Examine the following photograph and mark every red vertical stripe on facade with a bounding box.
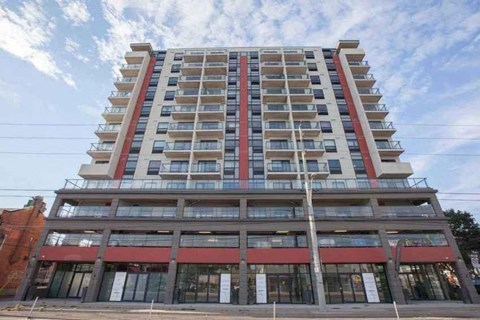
[114,57,156,179]
[333,56,376,178]
[239,56,249,181]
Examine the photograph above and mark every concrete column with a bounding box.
[108,199,120,218]
[176,199,185,219]
[370,198,383,218]
[47,197,63,218]
[442,226,480,304]
[164,229,181,304]
[239,198,247,220]
[378,229,406,304]
[15,228,50,300]
[429,196,445,218]
[84,229,111,302]
[239,228,248,305]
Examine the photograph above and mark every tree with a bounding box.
[444,209,480,267]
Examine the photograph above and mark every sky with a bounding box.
[0,0,479,220]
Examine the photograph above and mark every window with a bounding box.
[161,106,172,116]
[124,159,137,175]
[316,104,328,115]
[347,139,360,152]
[173,52,183,61]
[157,122,168,134]
[324,139,337,152]
[152,140,165,153]
[352,159,366,174]
[305,51,314,59]
[164,91,175,101]
[171,64,180,73]
[307,63,318,71]
[310,75,321,85]
[147,160,162,175]
[140,103,152,117]
[145,87,156,101]
[320,121,332,133]
[338,103,349,115]
[167,77,178,86]
[334,89,344,99]
[313,89,325,99]
[328,160,342,174]
[130,135,143,153]
[135,118,148,134]
[342,120,355,133]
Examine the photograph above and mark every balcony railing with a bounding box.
[387,233,448,247]
[160,164,189,173]
[285,61,307,66]
[266,141,294,150]
[115,206,176,218]
[358,88,381,95]
[191,163,220,173]
[348,61,369,66]
[203,75,225,81]
[169,123,194,130]
[247,207,304,219]
[314,206,374,218]
[110,91,132,97]
[284,49,304,54]
[300,162,328,173]
[97,124,121,132]
[196,122,223,130]
[164,142,191,151]
[176,89,199,96]
[62,178,430,191]
[297,141,324,150]
[293,121,320,129]
[376,141,402,149]
[194,142,222,150]
[121,64,141,69]
[45,232,102,247]
[90,143,114,151]
[179,75,201,81]
[364,104,387,112]
[248,235,307,248]
[183,207,239,219]
[267,163,297,172]
[291,104,316,111]
[369,121,394,130]
[200,89,225,95]
[180,235,239,247]
[352,74,375,80]
[287,74,309,80]
[380,205,436,218]
[182,62,203,67]
[262,74,285,80]
[198,105,224,112]
[289,88,312,94]
[56,206,110,218]
[104,106,127,114]
[205,62,227,67]
[318,234,381,247]
[263,88,287,95]
[172,105,196,113]
[264,104,288,111]
[108,234,172,247]
[115,77,137,83]
[265,122,291,129]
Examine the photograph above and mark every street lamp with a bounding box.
[298,122,327,309]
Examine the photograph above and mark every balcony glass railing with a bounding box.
[265,122,291,129]
[285,61,307,66]
[380,205,435,218]
[63,178,430,191]
[263,88,287,95]
[179,75,201,81]
[160,164,189,173]
[247,207,304,219]
[182,62,203,67]
[110,91,132,98]
[115,206,176,218]
[56,206,110,218]
[314,206,374,218]
[248,235,307,248]
[262,61,283,66]
[300,162,328,173]
[180,235,239,247]
[352,74,375,80]
[172,105,196,113]
[205,62,227,67]
[260,49,281,54]
[203,75,225,81]
[297,141,324,150]
[376,141,402,149]
[45,232,102,247]
[90,143,114,151]
[191,163,220,173]
[169,123,194,130]
[194,142,222,150]
[104,106,127,114]
[176,89,199,96]
[183,207,239,219]
[358,88,381,95]
[291,104,316,111]
[115,77,137,83]
[369,121,394,130]
[97,124,121,132]
[207,50,227,55]
[387,233,448,247]
[318,234,381,247]
[267,163,296,172]
[289,88,312,95]
[198,105,223,112]
[283,49,304,54]
[293,121,320,129]
[364,104,387,112]
[348,61,369,66]
[164,142,192,151]
[287,74,309,80]
[121,64,141,69]
[196,122,223,130]
[108,234,172,247]
[266,141,294,150]
[264,104,288,111]
[200,89,225,95]
[262,74,285,80]
[185,50,204,55]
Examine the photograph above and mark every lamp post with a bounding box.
[298,122,327,309]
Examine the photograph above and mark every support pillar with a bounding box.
[239,228,248,305]
[84,229,111,302]
[164,229,181,304]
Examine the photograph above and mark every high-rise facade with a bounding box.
[17,41,479,305]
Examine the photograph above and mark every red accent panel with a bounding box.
[177,248,240,263]
[247,248,310,264]
[37,246,98,262]
[333,55,376,178]
[319,247,387,263]
[390,246,456,263]
[104,247,171,263]
[114,57,156,178]
[239,56,249,181]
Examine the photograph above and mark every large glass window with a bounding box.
[44,232,102,247]
[108,232,172,247]
[387,232,448,247]
[180,233,239,247]
[317,233,381,247]
[47,263,93,298]
[248,233,307,248]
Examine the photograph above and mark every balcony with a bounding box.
[358,88,382,103]
[377,161,413,178]
[297,141,325,156]
[263,104,289,120]
[264,121,292,138]
[267,163,298,179]
[108,91,132,105]
[119,63,141,77]
[369,121,396,138]
[180,62,203,75]
[247,207,304,219]
[301,162,329,178]
[56,205,109,218]
[314,206,374,219]
[283,48,305,61]
[261,74,285,88]
[200,88,225,103]
[191,163,221,179]
[196,122,223,138]
[291,104,317,119]
[202,75,226,88]
[95,124,121,139]
[184,207,239,219]
[87,143,114,159]
[198,104,225,120]
[260,49,282,62]
[116,206,177,218]
[168,122,194,138]
[376,141,404,157]
[364,104,388,120]
[102,106,126,122]
[294,122,322,137]
[183,50,204,63]
[379,205,436,218]
[193,141,223,158]
[285,61,307,74]
[352,74,375,87]
[261,61,284,74]
[204,62,227,75]
[175,89,198,104]
[78,163,110,179]
[205,50,228,62]
[171,105,196,120]
[289,88,313,103]
[318,233,381,248]
[348,60,370,74]
[287,74,310,87]
[178,75,201,88]
[163,142,192,158]
[265,141,295,157]
[125,51,145,64]
[262,88,287,103]
[159,164,189,179]
[114,77,137,90]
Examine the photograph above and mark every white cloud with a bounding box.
[0,1,76,87]
[56,0,91,25]
[65,38,90,63]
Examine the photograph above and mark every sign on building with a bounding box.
[220,273,231,303]
[362,273,380,303]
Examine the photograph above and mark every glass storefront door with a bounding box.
[399,264,446,300]
[47,263,93,298]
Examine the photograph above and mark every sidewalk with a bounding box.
[0,299,479,319]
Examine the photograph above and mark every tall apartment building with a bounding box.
[17,41,479,305]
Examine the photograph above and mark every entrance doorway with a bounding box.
[47,263,93,298]
[399,264,446,300]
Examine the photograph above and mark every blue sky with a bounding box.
[0,0,479,220]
